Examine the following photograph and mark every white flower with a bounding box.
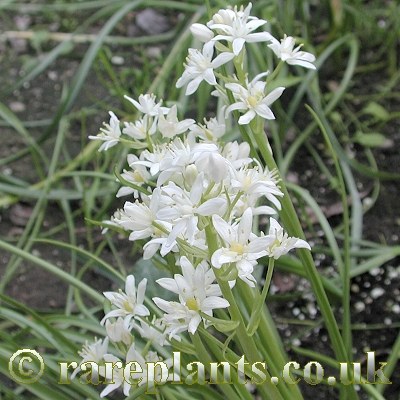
[226,73,285,124]
[101,275,150,327]
[105,318,132,346]
[116,155,151,198]
[132,317,168,346]
[113,189,169,241]
[221,141,252,169]
[122,116,157,140]
[231,164,283,210]
[101,345,170,397]
[176,42,234,95]
[71,337,109,379]
[190,23,214,43]
[124,93,169,116]
[268,35,316,69]
[157,176,227,254]
[211,208,272,286]
[89,111,121,151]
[101,209,126,234]
[194,150,230,183]
[157,138,194,185]
[190,115,226,142]
[158,105,195,138]
[263,217,311,259]
[153,257,229,336]
[208,3,272,55]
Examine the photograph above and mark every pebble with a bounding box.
[370,287,385,299]
[9,101,26,112]
[111,56,125,65]
[354,301,365,312]
[392,304,400,314]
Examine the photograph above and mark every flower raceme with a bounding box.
[81,3,315,398]
[90,84,312,337]
[174,2,316,102]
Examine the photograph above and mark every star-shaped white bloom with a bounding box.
[89,111,121,151]
[157,175,227,254]
[101,275,150,327]
[268,35,316,69]
[71,337,109,379]
[231,164,283,209]
[105,318,132,346]
[158,105,195,138]
[189,115,226,142]
[153,257,229,336]
[113,189,170,241]
[221,141,252,169]
[122,116,157,140]
[208,3,272,55]
[116,154,151,198]
[176,42,234,95]
[131,316,168,347]
[124,93,169,116]
[226,73,285,125]
[100,345,170,398]
[211,208,273,286]
[263,217,311,259]
[133,144,169,176]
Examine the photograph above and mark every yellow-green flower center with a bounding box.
[123,300,134,313]
[247,95,259,108]
[186,298,199,311]
[132,170,145,182]
[231,242,245,254]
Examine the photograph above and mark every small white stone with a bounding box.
[392,304,400,314]
[111,56,125,65]
[354,302,365,312]
[370,287,385,299]
[292,338,301,347]
[369,268,380,276]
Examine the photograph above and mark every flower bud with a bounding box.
[190,23,214,42]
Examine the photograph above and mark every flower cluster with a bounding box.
[80,3,315,398]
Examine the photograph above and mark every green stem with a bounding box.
[238,282,304,400]
[205,225,285,400]
[266,61,284,85]
[190,331,241,400]
[247,257,275,335]
[247,117,358,400]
